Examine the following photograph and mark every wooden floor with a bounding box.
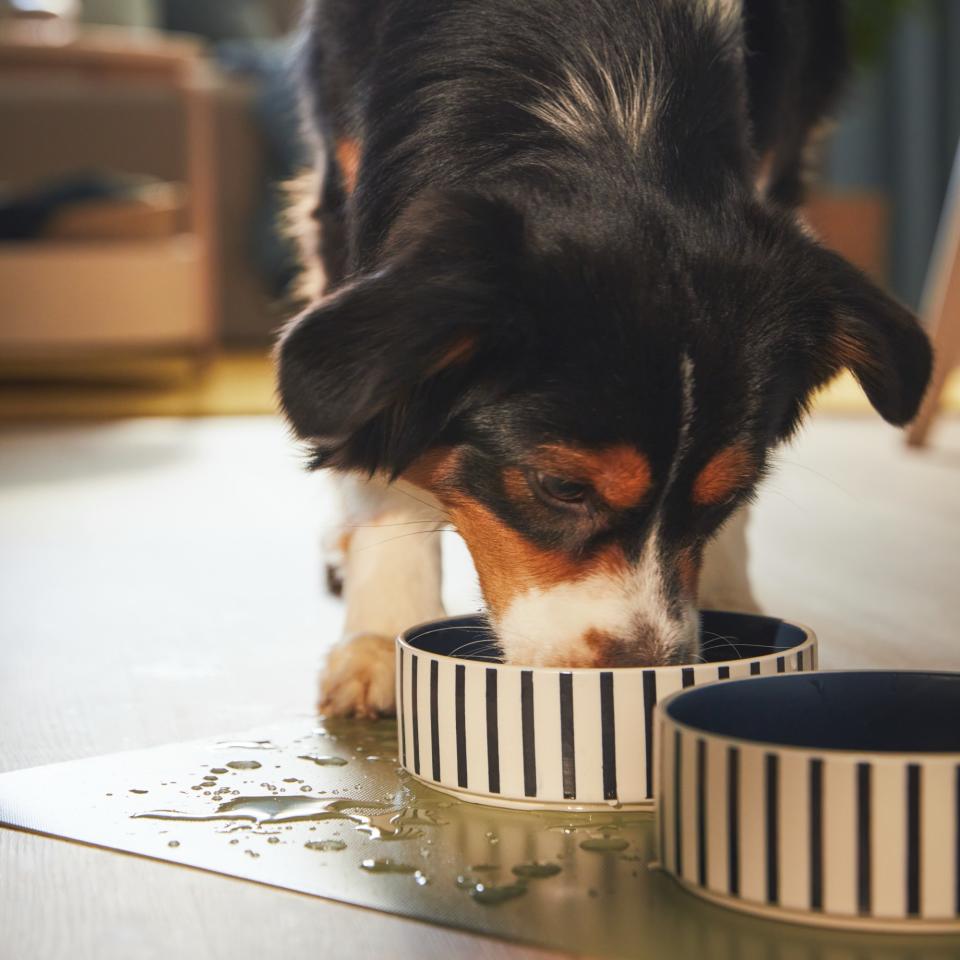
[1,413,958,959]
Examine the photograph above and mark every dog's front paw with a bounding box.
[318,632,396,719]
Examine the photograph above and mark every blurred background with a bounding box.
[0,0,957,418]
[0,0,304,415]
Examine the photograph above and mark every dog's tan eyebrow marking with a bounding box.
[692,442,755,506]
[335,137,361,194]
[533,443,653,509]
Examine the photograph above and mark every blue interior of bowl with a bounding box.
[403,610,807,665]
[665,671,960,752]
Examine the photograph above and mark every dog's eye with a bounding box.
[531,471,590,506]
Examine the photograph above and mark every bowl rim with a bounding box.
[658,669,960,760]
[396,610,816,676]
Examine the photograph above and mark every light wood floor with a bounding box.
[1,413,958,959]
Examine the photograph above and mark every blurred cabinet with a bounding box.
[0,22,272,356]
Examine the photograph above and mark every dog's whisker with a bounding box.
[775,459,853,498]
[340,519,450,530]
[389,484,453,520]
[448,644,502,659]
[700,638,783,651]
[406,625,496,639]
[353,527,448,551]
[698,632,740,646]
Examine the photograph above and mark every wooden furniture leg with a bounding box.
[907,140,960,447]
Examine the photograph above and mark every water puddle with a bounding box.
[133,794,393,827]
[512,862,562,879]
[305,839,347,852]
[122,722,654,919]
[298,754,348,767]
[355,819,423,842]
[579,836,630,853]
[360,858,428,884]
[215,740,278,750]
[390,808,448,828]
[463,879,528,905]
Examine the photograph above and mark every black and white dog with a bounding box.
[277,0,932,717]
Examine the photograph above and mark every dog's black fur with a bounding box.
[278,0,931,618]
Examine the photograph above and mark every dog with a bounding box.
[277,0,932,718]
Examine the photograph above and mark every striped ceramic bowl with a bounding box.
[396,611,816,810]
[655,671,960,933]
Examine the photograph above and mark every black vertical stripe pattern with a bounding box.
[485,668,500,793]
[429,659,440,782]
[696,738,707,887]
[399,633,817,812]
[906,763,921,916]
[674,730,683,876]
[809,758,824,911]
[857,762,872,915]
[559,672,576,800]
[455,664,467,788]
[658,742,667,870]
[600,672,617,801]
[520,671,537,797]
[411,655,420,776]
[727,746,740,896]
[956,766,960,917]
[399,648,406,768]
[765,753,780,904]
[642,670,657,799]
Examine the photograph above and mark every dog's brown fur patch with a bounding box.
[403,445,462,493]
[405,449,632,616]
[448,498,631,615]
[832,328,881,379]
[692,442,754,506]
[583,628,622,665]
[335,138,361,195]
[533,443,652,509]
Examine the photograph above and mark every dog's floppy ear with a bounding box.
[770,238,932,439]
[276,191,522,474]
[816,247,932,426]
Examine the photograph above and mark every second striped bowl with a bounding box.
[396,610,816,810]
[655,671,960,932]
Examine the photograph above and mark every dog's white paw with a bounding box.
[318,632,396,719]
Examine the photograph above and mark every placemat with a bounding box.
[1,718,957,959]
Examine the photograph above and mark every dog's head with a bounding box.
[277,190,931,666]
